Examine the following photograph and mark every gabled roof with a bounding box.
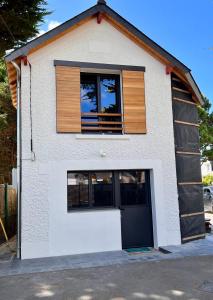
[5,0,203,105]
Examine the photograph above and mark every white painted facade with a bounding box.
[201,161,213,177]
[20,18,181,259]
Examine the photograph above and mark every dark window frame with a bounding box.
[119,170,151,207]
[67,170,151,212]
[67,171,116,211]
[80,73,122,134]
[80,72,121,114]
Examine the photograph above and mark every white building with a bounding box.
[202,161,213,177]
[6,0,205,259]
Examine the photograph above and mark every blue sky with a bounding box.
[39,0,213,104]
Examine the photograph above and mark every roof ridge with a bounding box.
[4,1,203,105]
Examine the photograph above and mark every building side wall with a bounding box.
[171,75,205,242]
[20,18,181,259]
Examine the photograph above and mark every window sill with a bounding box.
[75,134,130,141]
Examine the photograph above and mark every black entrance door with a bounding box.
[119,170,153,249]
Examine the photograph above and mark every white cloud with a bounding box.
[36,20,61,38]
[48,20,61,31]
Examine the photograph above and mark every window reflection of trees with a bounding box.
[81,83,97,113]
[80,74,122,133]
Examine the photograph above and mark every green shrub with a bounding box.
[203,174,213,186]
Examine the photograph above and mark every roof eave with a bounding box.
[185,72,204,106]
[5,2,203,105]
[5,3,190,74]
[101,5,190,73]
[5,4,100,62]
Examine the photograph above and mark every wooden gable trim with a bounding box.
[5,3,202,106]
[104,15,170,68]
[6,60,20,108]
[29,13,171,70]
[103,15,201,105]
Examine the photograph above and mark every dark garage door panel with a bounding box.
[121,206,153,249]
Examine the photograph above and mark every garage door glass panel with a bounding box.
[67,172,89,209]
[91,172,114,207]
[120,171,147,205]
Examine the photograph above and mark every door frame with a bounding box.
[116,170,154,249]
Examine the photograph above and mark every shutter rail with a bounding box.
[81,112,123,133]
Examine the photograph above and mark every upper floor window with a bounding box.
[80,73,122,133]
[55,63,146,134]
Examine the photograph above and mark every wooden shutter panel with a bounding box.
[122,70,146,134]
[56,66,81,133]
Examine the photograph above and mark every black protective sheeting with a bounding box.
[172,74,204,243]
[172,80,190,91]
[180,214,205,239]
[178,184,204,214]
[173,101,198,124]
[172,89,194,102]
[174,124,200,152]
[176,154,202,182]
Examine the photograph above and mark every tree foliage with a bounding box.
[0,0,50,57]
[0,59,15,130]
[0,0,50,182]
[202,174,213,186]
[198,97,213,163]
[0,58,16,182]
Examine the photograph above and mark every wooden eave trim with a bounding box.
[104,15,201,105]
[5,5,202,105]
[6,60,20,108]
[5,3,189,73]
[104,15,170,68]
[9,11,186,78]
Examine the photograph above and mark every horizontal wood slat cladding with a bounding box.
[56,66,81,133]
[122,70,146,134]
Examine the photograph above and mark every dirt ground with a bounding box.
[0,255,213,300]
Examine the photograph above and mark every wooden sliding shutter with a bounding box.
[56,66,81,133]
[122,70,146,134]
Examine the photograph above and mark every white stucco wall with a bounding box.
[20,18,181,259]
[201,161,213,177]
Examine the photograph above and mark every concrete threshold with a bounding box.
[0,234,213,277]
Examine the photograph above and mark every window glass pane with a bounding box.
[67,173,89,209]
[91,172,114,207]
[81,74,98,114]
[100,77,119,113]
[120,171,148,205]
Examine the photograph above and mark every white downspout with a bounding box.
[11,61,21,259]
